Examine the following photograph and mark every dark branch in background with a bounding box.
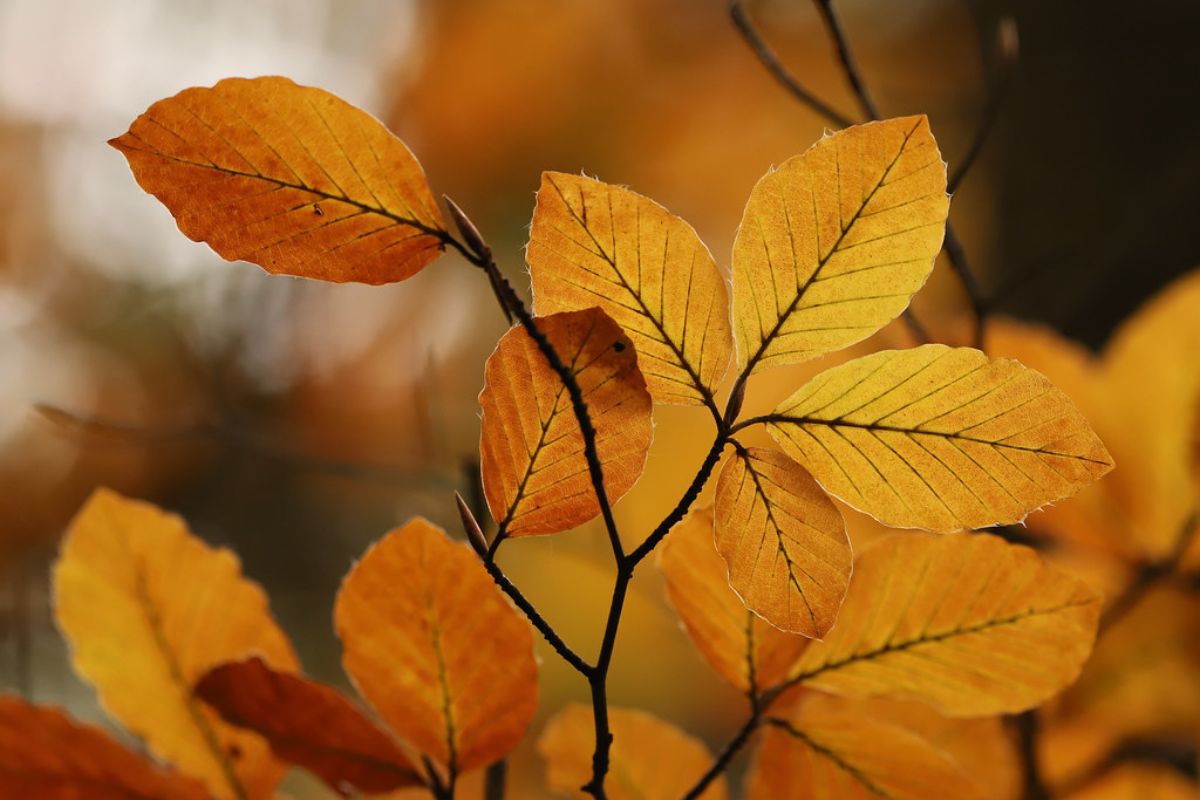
[1100,510,1198,634]
[949,17,1019,194]
[1056,735,1198,797]
[1012,712,1052,800]
[812,0,880,120]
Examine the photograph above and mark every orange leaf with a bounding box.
[195,657,422,797]
[479,307,652,536]
[537,704,728,799]
[528,171,732,407]
[745,693,988,800]
[658,507,809,692]
[788,533,1100,715]
[53,489,299,800]
[334,518,538,773]
[713,447,851,637]
[0,696,212,800]
[111,76,445,284]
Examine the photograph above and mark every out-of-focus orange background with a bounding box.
[1,0,1197,797]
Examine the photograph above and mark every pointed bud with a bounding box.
[444,195,490,260]
[456,491,489,557]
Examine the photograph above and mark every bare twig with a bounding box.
[1012,712,1052,800]
[948,17,1019,194]
[1100,510,1198,634]
[812,0,879,120]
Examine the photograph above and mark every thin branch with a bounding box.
[1100,510,1198,634]
[1012,712,1052,800]
[948,16,1019,194]
[812,0,879,120]
[682,711,764,799]
[729,1,852,127]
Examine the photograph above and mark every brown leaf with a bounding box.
[334,518,538,773]
[195,657,422,797]
[53,488,299,800]
[0,696,213,799]
[479,307,652,536]
[111,76,445,284]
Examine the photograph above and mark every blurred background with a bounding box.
[1,0,1197,797]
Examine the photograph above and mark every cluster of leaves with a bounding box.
[0,75,1130,799]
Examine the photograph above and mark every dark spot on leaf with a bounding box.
[227,744,243,760]
[313,203,323,216]
[613,341,626,352]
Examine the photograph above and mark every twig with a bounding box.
[812,0,879,120]
[682,712,764,799]
[1012,711,1052,800]
[948,17,1019,194]
[1100,510,1198,634]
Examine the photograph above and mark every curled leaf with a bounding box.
[479,307,652,536]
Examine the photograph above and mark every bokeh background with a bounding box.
[1,0,1197,797]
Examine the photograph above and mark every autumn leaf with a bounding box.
[527,171,732,408]
[1064,765,1199,800]
[763,343,1114,531]
[334,518,537,773]
[785,533,1100,715]
[657,507,809,693]
[195,657,423,797]
[713,447,851,638]
[110,76,446,284]
[0,696,212,800]
[733,116,947,375]
[744,693,988,800]
[537,704,728,800]
[479,307,652,537]
[53,488,300,800]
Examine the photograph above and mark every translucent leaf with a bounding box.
[111,76,445,284]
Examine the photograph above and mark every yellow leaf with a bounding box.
[1065,765,1198,800]
[111,76,445,285]
[479,307,652,537]
[537,704,728,800]
[657,507,809,693]
[527,171,732,407]
[0,697,212,800]
[334,518,538,773]
[764,343,1113,531]
[733,116,947,374]
[713,447,851,637]
[1100,268,1200,559]
[744,693,988,800]
[786,533,1099,715]
[53,488,299,800]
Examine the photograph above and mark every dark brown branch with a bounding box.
[812,0,880,120]
[1100,510,1198,634]
[729,1,852,127]
[1012,712,1052,800]
[948,17,1018,194]
[682,712,764,799]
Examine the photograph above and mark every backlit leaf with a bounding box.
[334,518,537,773]
[195,657,422,797]
[713,447,851,637]
[787,533,1100,715]
[479,307,652,536]
[765,343,1114,531]
[528,171,732,407]
[53,488,300,800]
[657,507,809,693]
[111,76,445,284]
[537,704,728,800]
[733,116,947,374]
[744,693,987,800]
[0,697,212,800]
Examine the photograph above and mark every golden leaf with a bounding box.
[334,518,537,773]
[537,704,728,800]
[764,343,1113,531]
[195,656,422,796]
[787,533,1100,715]
[527,172,732,407]
[713,447,851,637]
[53,488,299,800]
[111,76,445,284]
[733,116,947,374]
[0,697,212,800]
[479,307,652,536]
[657,507,809,693]
[744,693,988,800]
